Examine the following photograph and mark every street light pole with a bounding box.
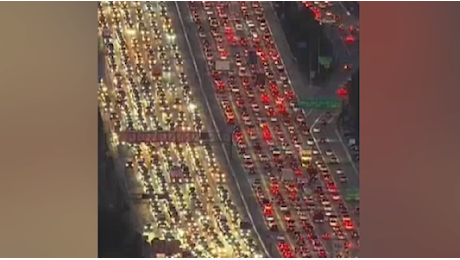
[308,45,312,87]
[317,31,321,77]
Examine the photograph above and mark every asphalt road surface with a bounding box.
[98,1,264,257]
[175,1,360,257]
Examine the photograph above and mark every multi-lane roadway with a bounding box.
[97,1,264,258]
[173,1,360,257]
[268,0,361,229]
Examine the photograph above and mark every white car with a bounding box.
[325,150,334,156]
[296,115,304,123]
[259,20,266,31]
[313,127,321,133]
[336,169,344,175]
[276,62,284,71]
[238,67,247,77]
[217,44,225,52]
[330,157,339,164]
[244,118,253,126]
[329,216,339,227]
[235,21,243,31]
[250,29,258,39]
[307,139,315,146]
[243,154,251,161]
[260,154,269,162]
[280,204,288,212]
[331,193,341,201]
[279,73,287,81]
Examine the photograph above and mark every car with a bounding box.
[307,139,315,146]
[331,192,341,201]
[274,59,284,70]
[279,72,287,81]
[340,176,348,183]
[235,19,243,30]
[318,249,327,258]
[246,19,255,28]
[197,27,206,38]
[325,150,333,156]
[336,169,344,175]
[259,18,267,30]
[280,203,288,212]
[319,138,327,144]
[312,127,321,133]
[296,115,305,123]
[329,216,338,227]
[238,66,247,77]
[205,52,213,60]
[267,219,278,230]
[330,157,339,164]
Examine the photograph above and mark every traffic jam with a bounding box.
[98,1,263,258]
[188,1,359,257]
[302,1,359,54]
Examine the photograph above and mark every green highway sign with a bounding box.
[299,98,341,109]
[318,56,333,69]
[345,188,360,201]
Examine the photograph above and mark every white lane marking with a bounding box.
[174,2,270,257]
[334,127,359,177]
[311,116,360,234]
[267,2,297,62]
[263,1,312,93]
[312,114,359,178]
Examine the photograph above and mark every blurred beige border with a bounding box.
[0,2,97,257]
[0,1,459,258]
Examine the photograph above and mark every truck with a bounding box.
[152,63,162,80]
[216,60,230,71]
[168,166,184,184]
[256,73,265,86]
[248,50,258,65]
[281,168,295,183]
[301,150,312,167]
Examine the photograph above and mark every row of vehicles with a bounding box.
[98,1,262,257]
[188,1,359,257]
[302,1,359,46]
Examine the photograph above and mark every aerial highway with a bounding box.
[173,1,360,257]
[266,0,360,227]
[97,1,264,257]
[264,1,360,177]
[292,1,360,172]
